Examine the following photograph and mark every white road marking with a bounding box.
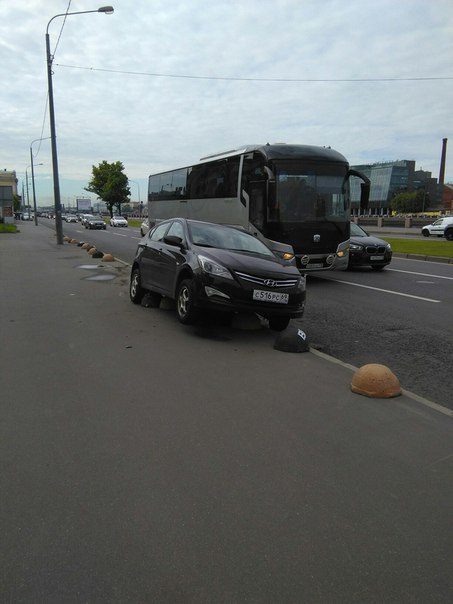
[388,268,453,280]
[334,280,441,303]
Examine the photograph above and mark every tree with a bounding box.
[389,191,424,214]
[85,160,130,217]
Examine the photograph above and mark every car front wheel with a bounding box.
[176,279,199,324]
[445,229,453,242]
[422,229,430,237]
[130,268,146,304]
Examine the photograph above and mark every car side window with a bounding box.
[166,221,185,241]
[149,223,169,242]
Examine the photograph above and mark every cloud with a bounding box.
[1,0,452,205]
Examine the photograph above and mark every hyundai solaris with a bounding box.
[130,218,306,330]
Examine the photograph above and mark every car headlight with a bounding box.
[386,243,392,251]
[349,243,364,251]
[198,255,234,280]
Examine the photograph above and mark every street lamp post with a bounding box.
[46,6,114,244]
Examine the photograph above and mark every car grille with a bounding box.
[365,245,387,254]
[235,271,299,288]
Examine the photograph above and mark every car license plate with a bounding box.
[370,255,384,261]
[307,263,324,269]
[253,290,289,304]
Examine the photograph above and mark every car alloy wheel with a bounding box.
[176,279,199,324]
[130,268,145,304]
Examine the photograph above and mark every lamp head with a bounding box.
[98,6,114,14]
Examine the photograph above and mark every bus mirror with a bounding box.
[360,182,370,211]
[264,166,275,182]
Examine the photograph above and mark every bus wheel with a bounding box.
[269,316,290,331]
[176,279,199,324]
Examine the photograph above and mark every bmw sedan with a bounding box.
[130,218,306,330]
[348,223,392,270]
[84,215,107,230]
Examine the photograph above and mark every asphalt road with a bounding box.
[2,222,453,603]
[55,219,453,409]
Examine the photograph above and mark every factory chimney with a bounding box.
[438,138,447,207]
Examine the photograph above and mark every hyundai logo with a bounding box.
[313,234,321,243]
[264,279,276,287]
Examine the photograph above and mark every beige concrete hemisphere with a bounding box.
[351,363,402,398]
[70,238,79,244]
[81,242,91,249]
[63,236,71,242]
[102,253,114,262]
[88,247,97,255]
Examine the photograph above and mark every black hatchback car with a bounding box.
[130,218,306,330]
[348,223,392,270]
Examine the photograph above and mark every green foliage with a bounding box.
[0,223,18,233]
[389,191,426,214]
[13,194,21,212]
[85,160,130,217]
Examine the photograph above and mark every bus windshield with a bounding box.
[273,163,349,223]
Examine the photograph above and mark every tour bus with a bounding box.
[147,143,370,272]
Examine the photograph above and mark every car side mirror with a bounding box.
[164,235,184,248]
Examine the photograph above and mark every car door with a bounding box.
[139,222,171,292]
[158,221,187,294]
[431,219,445,236]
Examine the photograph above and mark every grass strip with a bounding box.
[384,237,453,258]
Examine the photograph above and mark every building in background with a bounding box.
[350,160,439,215]
[0,170,18,224]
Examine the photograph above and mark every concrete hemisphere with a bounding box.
[351,363,401,398]
[102,253,114,262]
[70,239,79,244]
[88,247,97,255]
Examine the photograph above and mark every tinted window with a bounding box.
[166,221,185,240]
[186,157,240,199]
[149,222,169,242]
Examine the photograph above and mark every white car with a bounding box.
[421,216,453,238]
[110,215,128,227]
[140,218,149,236]
[65,215,78,223]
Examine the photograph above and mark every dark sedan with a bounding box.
[130,218,306,330]
[348,223,392,270]
[84,215,106,230]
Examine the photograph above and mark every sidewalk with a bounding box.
[1,222,453,603]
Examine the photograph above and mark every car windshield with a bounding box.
[188,222,274,257]
[350,223,367,237]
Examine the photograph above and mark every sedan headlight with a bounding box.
[198,255,234,280]
[386,243,392,251]
[349,243,364,251]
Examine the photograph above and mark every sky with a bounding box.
[1,0,452,208]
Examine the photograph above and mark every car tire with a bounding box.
[130,268,146,304]
[422,229,430,237]
[176,279,199,324]
[445,229,453,241]
[269,316,290,331]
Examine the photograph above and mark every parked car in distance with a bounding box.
[140,218,149,237]
[110,215,128,227]
[65,214,78,223]
[421,216,453,240]
[130,218,306,330]
[79,214,92,226]
[84,215,106,230]
[348,223,392,270]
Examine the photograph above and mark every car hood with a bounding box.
[350,235,388,246]
[195,247,299,277]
